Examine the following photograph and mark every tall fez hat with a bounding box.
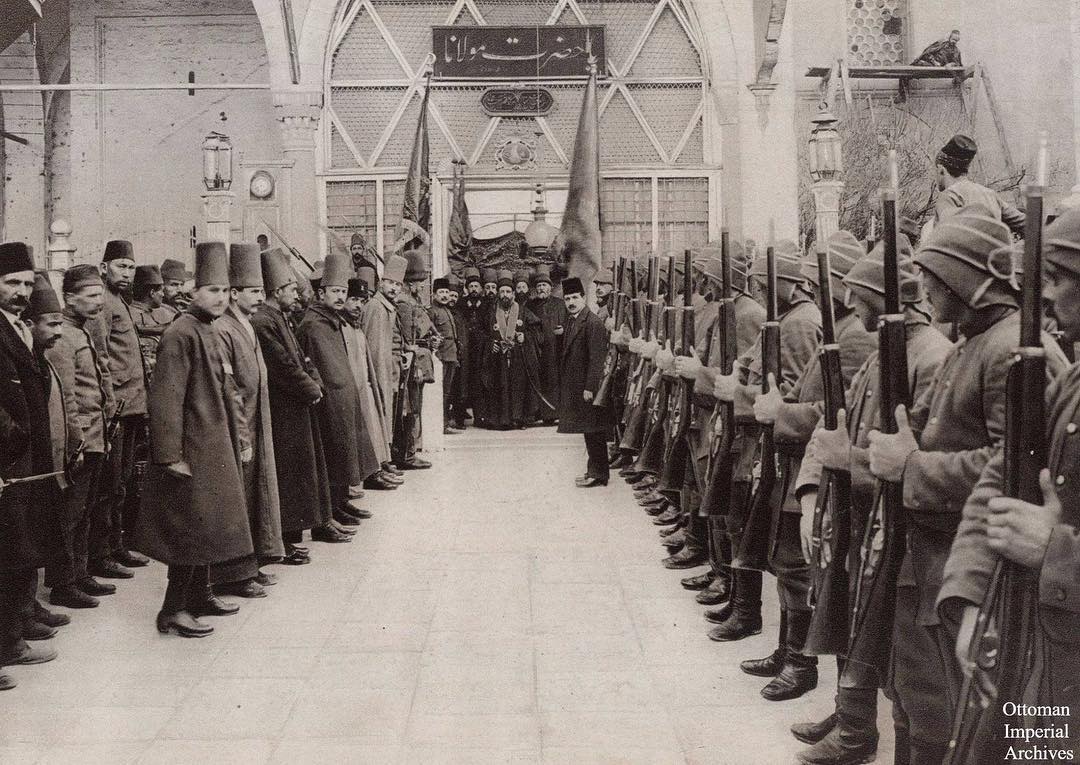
[194,241,229,287]
[133,264,164,291]
[404,248,430,283]
[481,267,498,285]
[25,272,62,319]
[261,247,296,292]
[464,266,482,286]
[433,277,451,291]
[322,252,354,289]
[844,235,924,304]
[446,274,462,291]
[513,269,531,286]
[805,230,865,299]
[350,232,365,247]
[103,240,135,263]
[937,134,978,175]
[384,254,408,284]
[496,269,514,288]
[357,265,378,293]
[532,265,553,286]
[160,258,191,283]
[915,203,1016,309]
[0,241,35,277]
[229,242,264,288]
[1044,205,1080,277]
[347,277,369,299]
[749,240,806,283]
[562,276,585,296]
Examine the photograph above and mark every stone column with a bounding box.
[811,180,844,241]
[276,91,323,264]
[201,190,235,246]
[46,219,76,296]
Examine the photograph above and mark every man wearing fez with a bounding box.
[429,276,462,435]
[250,247,330,563]
[160,258,191,315]
[136,241,254,638]
[557,277,611,487]
[528,265,567,425]
[130,264,169,377]
[867,206,1067,763]
[446,275,471,430]
[482,267,498,298]
[350,231,378,273]
[297,252,367,537]
[513,269,532,304]
[362,256,406,478]
[479,269,544,430]
[24,274,80,639]
[933,134,1025,235]
[213,243,284,599]
[45,265,118,610]
[343,276,398,491]
[91,240,150,575]
[459,266,487,427]
[0,245,60,685]
[394,249,436,469]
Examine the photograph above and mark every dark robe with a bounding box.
[296,303,364,509]
[459,295,490,419]
[478,300,544,429]
[528,294,568,423]
[250,303,331,534]
[135,308,253,566]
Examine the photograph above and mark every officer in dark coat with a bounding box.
[529,265,568,425]
[0,243,60,686]
[136,241,255,639]
[251,248,330,561]
[459,267,488,426]
[557,277,611,487]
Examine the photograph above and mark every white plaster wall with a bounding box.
[0,35,46,258]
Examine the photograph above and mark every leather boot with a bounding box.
[696,573,731,606]
[662,528,685,550]
[662,544,707,570]
[795,727,877,765]
[791,713,837,745]
[680,570,715,590]
[644,501,668,517]
[658,522,682,537]
[740,610,788,677]
[653,506,681,526]
[761,610,818,701]
[156,610,214,638]
[703,573,736,620]
[707,570,761,642]
[188,586,241,617]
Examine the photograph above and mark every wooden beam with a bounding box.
[806,65,976,80]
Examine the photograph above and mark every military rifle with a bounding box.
[659,249,697,496]
[733,245,781,571]
[633,255,678,474]
[848,151,910,675]
[595,256,627,407]
[804,241,855,655]
[945,136,1049,765]
[619,256,658,452]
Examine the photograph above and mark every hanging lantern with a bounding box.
[808,108,843,183]
[201,131,233,191]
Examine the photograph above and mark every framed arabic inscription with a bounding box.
[432,25,606,79]
[481,88,554,117]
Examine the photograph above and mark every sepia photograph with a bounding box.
[0,0,1077,763]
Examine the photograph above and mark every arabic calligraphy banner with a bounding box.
[433,25,606,79]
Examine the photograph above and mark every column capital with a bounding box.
[275,89,323,152]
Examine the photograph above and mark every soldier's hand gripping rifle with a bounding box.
[595,256,628,408]
[634,255,679,474]
[848,151,910,676]
[804,241,856,656]
[659,249,697,496]
[620,256,661,453]
[944,136,1049,765]
[733,245,782,571]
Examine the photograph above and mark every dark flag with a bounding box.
[400,76,432,258]
[447,159,473,267]
[552,38,602,285]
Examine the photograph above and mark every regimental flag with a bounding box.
[552,42,602,285]
[399,76,432,259]
[447,160,473,267]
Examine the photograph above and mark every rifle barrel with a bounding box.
[816,244,837,345]
[720,229,733,301]
[765,246,777,322]
[683,249,693,307]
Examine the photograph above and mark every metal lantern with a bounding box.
[807,108,843,183]
[524,182,559,251]
[201,131,233,191]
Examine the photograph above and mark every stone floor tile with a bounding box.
[160,679,300,741]
[35,742,151,765]
[135,738,275,765]
[405,712,542,749]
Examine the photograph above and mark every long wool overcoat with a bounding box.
[134,308,253,565]
[557,307,610,434]
[343,321,388,477]
[218,307,284,561]
[250,302,331,533]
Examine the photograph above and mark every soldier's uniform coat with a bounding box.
[361,292,399,444]
[134,308,253,566]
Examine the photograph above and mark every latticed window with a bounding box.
[657,177,709,253]
[847,0,907,66]
[601,178,651,259]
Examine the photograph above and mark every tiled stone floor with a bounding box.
[0,427,894,764]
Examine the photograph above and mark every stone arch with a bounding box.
[248,0,300,89]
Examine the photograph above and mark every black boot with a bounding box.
[680,571,715,591]
[707,570,761,642]
[761,609,818,701]
[740,610,787,677]
[795,727,877,765]
[188,586,241,617]
[653,506,681,526]
[662,544,707,570]
[696,572,730,605]
[703,571,736,620]
[796,686,878,763]
[791,713,837,745]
